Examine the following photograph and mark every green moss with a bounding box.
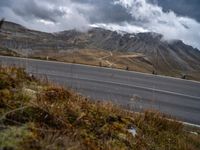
[0,124,36,150]
[14,91,31,103]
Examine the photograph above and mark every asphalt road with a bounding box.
[1,56,200,125]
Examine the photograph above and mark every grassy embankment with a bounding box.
[0,66,200,150]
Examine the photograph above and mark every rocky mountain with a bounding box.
[0,21,200,78]
[82,28,200,74]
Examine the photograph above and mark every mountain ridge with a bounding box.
[0,21,200,79]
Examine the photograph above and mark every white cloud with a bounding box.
[43,2,92,32]
[113,0,200,49]
[90,22,148,33]
[0,0,92,32]
[37,19,55,25]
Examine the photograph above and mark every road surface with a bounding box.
[1,56,200,125]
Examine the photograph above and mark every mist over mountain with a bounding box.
[1,0,200,50]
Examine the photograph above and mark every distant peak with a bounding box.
[2,21,26,29]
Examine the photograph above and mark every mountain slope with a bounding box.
[85,29,200,74]
[0,21,200,80]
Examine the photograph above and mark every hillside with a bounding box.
[0,66,200,150]
[0,21,200,80]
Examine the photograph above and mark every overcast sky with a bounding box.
[0,0,200,49]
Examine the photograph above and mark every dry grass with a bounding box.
[0,66,200,150]
[31,49,154,74]
[0,47,19,57]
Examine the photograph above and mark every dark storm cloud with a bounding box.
[73,0,133,23]
[1,0,199,27]
[0,0,65,22]
[12,1,65,22]
[0,1,10,6]
[0,0,132,25]
[0,0,91,31]
[154,0,200,22]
